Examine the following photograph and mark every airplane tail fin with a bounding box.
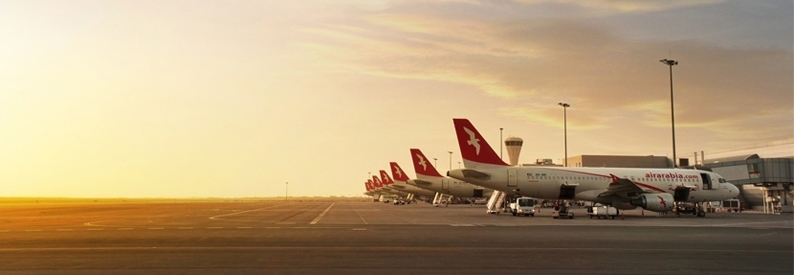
[371,177,383,188]
[379,170,395,185]
[452,118,509,168]
[409,148,444,178]
[364,181,373,191]
[390,162,411,182]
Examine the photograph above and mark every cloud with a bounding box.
[296,0,791,144]
[512,0,726,13]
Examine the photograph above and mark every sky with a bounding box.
[1,0,792,198]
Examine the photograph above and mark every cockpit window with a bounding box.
[718,178,727,183]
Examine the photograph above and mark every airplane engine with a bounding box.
[630,193,674,212]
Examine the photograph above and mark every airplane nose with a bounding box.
[729,183,740,196]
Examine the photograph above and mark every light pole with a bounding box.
[660,58,678,167]
[448,151,453,171]
[500,128,504,160]
[285,182,288,200]
[558,102,570,167]
[433,158,437,168]
[458,161,461,168]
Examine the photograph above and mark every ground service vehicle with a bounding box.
[551,204,574,219]
[510,197,536,217]
[588,204,618,219]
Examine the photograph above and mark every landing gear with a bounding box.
[696,202,706,217]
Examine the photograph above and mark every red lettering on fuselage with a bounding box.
[644,172,699,179]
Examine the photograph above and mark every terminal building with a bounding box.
[555,139,794,213]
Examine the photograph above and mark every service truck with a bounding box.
[510,197,537,217]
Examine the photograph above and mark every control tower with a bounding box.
[504,137,523,166]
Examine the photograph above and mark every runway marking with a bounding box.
[350,202,369,225]
[87,228,104,231]
[56,229,74,231]
[697,220,794,227]
[352,228,367,231]
[237,227,251,229]
[0,246,789,254]
[310,202,335,225]
[118,228,133,230]
[178,227,194,229]
[148,228,164,230]
[266,227,281,229]
[209,204,292,221]
[207,227,223,229]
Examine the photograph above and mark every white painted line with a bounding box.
[352,228,367,231]
[310,202,335,225]
[118,228,134,230]
[352,206,369,225]
[177,227,194,229]
[87,228,104,231]
[208,204,289,220]
[56,229,74,231]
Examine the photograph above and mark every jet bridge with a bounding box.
[705,156,793,213]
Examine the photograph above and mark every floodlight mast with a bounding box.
[660,58,679,167]
[558,102,570,167]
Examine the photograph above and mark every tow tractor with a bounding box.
[674,202,706,217]
[551,202,574,219]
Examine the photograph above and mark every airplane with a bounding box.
[363,181,378,198]
[379,169,437,200]
[406,148,493,199]
[363,179,386,198]
[371,175,399,194]
[446,118,740,217]
[367,175,405,202]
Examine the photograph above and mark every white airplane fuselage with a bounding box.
[448,165,739,207]
[407,175,493,198]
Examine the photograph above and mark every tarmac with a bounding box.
[0,199,791,275]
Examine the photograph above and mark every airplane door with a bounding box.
[700,173,712,190]
[442,179,450,190]
[508,169,518,187]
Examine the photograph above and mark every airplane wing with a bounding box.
[598,174,694,198]
[597,174,649,198]
[390,184,406,189]
[597,174,678,212]
[409,179,434,186]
